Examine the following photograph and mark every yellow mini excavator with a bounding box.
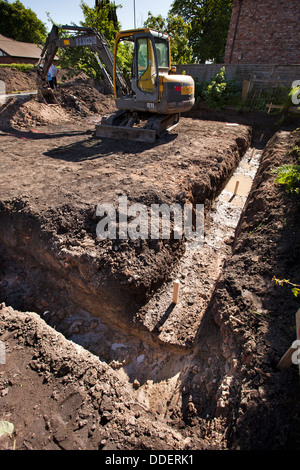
[36,25,195,142]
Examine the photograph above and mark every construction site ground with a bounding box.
[0,68,300,452]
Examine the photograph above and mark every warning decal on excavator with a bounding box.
[181,85,194,95]
[174,84,194,95]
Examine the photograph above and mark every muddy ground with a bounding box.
[0,69,300,451]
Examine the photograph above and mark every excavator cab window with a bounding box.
[114,35,134,89]
[113,30,170,100]
[136,37,157,93]
[154,39,169,69]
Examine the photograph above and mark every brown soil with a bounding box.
[0,67,38,94]
[0,79,115,129]
[0,66,89,94]
[0,68,300,451]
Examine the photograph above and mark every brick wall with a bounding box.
[225,0,300,64]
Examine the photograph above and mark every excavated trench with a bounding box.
[0,119,266,418]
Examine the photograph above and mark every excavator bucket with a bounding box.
[37,87,59,105]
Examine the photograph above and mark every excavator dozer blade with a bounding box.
[95,124,157,143]
[95,111,180,143]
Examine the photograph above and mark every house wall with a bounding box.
[225,0,300,64]
[0,56,39,65]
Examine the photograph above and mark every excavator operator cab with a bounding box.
[113,29,195,116]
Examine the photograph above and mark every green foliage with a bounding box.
[80,0,119,44]
[0,421,14,438]
[115,40,134,81]
[289,144,300,159]
[57,44,102,80]
[193,77,208,101]
[202,67,240,109]
[245,84,289,112]
[170,0,233,63]
[273,277,300,298]
[144,11,194,64]
[272,164,300,194]
[0,0,47,43]
[284,85,300,110]
[57,1,123,80]
[95,0,118,30]
[144,12,165,32]
[272,137,300,194]
[0,63,35,72]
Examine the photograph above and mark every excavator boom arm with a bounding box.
[36,24,128,96]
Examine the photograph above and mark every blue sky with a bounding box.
[21,0,173,31]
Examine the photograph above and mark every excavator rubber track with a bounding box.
[95,111,180,143]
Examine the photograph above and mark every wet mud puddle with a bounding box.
[206,146,261,250]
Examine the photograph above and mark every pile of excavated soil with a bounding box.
[0,96,72,128]
[0,80,115,129]
[0,66,89,94]
[55,80,116,116]
[0,304,213,451]
[0,67,37,94]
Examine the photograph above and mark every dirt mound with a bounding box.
[0,66,90,94]
[0,67,37,94]
[1,304,211,451]
[0,96,72,128]
[0,80,116,129]
[55,81,116,116]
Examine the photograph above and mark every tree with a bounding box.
[170,0,233,63]
[57,1,133,82]
[144,12,193,64]
[95,0,118,30]
[57,1,122,80]
[80,0,120,44]
[0,0,47,43]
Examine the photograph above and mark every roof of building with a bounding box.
[0,34,42,59]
